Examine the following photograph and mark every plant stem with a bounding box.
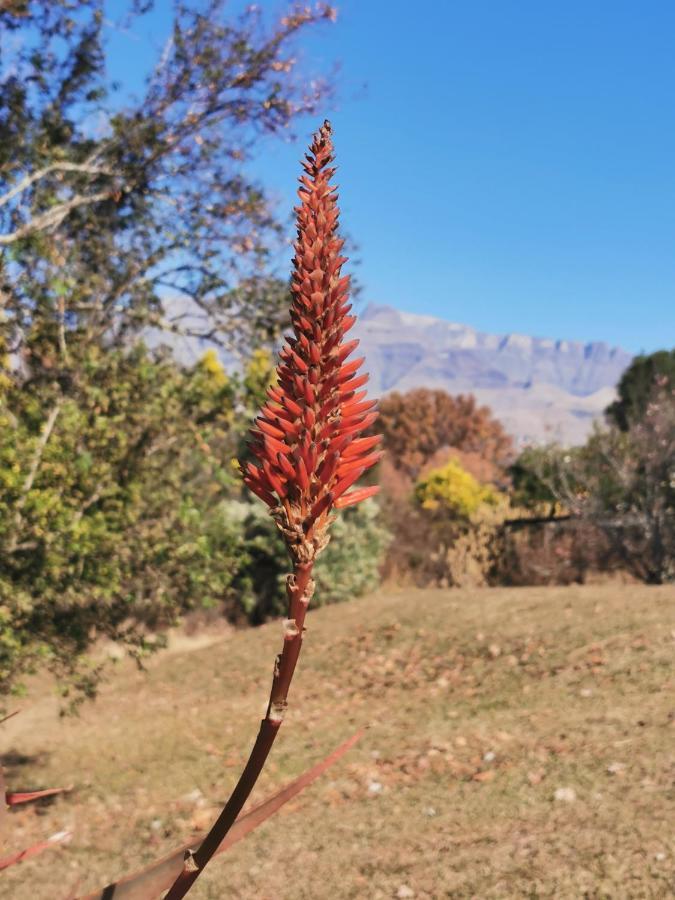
[163,560,314,899]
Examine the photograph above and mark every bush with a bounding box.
[508,382,675,584]
[228,499,391,624]
[378,389,513,478]
[0,339,247,704]
[414,458,503,519]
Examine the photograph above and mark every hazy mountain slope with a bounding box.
[146,298,632,446]
[353,305,632,445]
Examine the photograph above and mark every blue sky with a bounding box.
[105,1,675,353]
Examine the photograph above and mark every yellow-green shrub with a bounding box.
[414,458,502,519]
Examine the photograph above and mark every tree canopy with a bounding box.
[1,0,336,358]
[0,0,348,704]
[605,349,675,431]
[378,388,514,478]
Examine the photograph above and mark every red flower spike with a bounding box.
[339,356,366,379]
[339,372,370,393]
[277,452,296,480]
[172,124,383,899]
[332,467,366,500]
[336,339,360,363]
[240,119,381,562]
[243,478,276,508]
[297,457,310,492]
[342,434,382,458]
[264,435,292,457]
[283,396,303,417]
[337,451,384,476]
[257,418,286,440]
[334,485,381,509]
[342,399,377,418]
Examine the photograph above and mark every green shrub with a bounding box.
[227,499,391,624]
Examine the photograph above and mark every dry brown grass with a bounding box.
[2,584,674,899]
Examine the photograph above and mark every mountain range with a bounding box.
[149,298,633,446]
[353,304,633,446]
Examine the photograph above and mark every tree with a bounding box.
[1,0,336,358]
[0,338,248,703]
[606,349,675,430]
[518,383,675,583]
[0,0,340,702]
[509,445,562,516]
[378,388,513,478]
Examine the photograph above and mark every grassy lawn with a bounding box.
[2,584,674,898]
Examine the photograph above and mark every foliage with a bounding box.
[515,383,675,583]
[508,446,560,513]
[378,388,513,478]
[414,458,503,519]
[375,390,513,589]
[606,349,675,430]
[228,499,390,624]
[313,500,391,603]
[375,459,508,589]
[0,339,251,702]
[242,348,277,413]
[0,1,341,704]
[1,0,336,358]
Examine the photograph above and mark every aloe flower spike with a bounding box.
[165,120,381,899]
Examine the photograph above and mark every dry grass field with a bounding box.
[2,584,674,899]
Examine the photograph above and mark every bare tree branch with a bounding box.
[0,160,114,210]
[0,189,116,245]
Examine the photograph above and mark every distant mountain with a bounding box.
[353,304,633,446]
[147,297,633,446]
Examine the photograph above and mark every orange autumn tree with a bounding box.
[165,120,381,898]
[379,388,513,479]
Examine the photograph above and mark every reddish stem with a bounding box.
[163,560,313,899]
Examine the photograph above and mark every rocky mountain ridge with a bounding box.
[148,298,633,446]
[353,304,633,445]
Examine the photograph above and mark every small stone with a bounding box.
[580,689,593,698]
[607,762,626,776]
[488,644,501,658]
[654,852,666,862]
[367,780,383,795]
[424,806,437,817]
[483,750,496,763]
[554,787,576,803]
[397,886,414,899]
[150,818,163,831]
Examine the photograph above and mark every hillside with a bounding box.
[3,584,673,898]
[355,305,633,445]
